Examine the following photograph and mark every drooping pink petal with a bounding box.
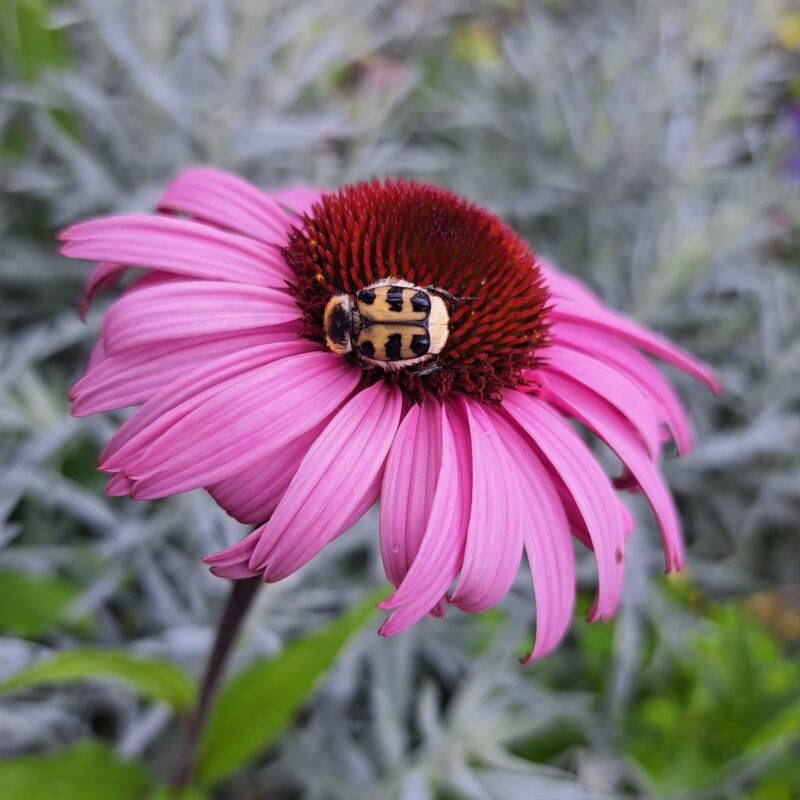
[100,280,299,353]
[119,352,360,498]
[544,371,684,571]
[552,320,693,453]
[448,397,525,613]
[209,563,261,579]
[60,214,292,289]
[503,391,626,622]
[550,466,635,551]
[268,186,325,217]
[99,340,311,470]
[378,402,442,588]
[378,398,470,634]
[207,421,327,524]
[543,343,661,459]
[206,477,383,581]
[106,472,133,496]
[551,298,721,393]
[490,407,575,660]
[204,529,262,579]
[157,167,297,245]
[72,328,303,416]
[80,262,123,318]
[247,382,404,580]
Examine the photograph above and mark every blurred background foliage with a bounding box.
[1,0,799,798]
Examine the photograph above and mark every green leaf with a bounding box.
[0,648,197,710]
[149,787,209,800]
[621,599,800,794]
[0,570,81,637]
[746,698,800,751]
[196,587,384,785]
[0,742,148,800]
[0,0,72,82]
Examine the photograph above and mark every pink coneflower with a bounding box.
[60,168,718,660]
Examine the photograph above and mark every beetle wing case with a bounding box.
[427,294,449,354]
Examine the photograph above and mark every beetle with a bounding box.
[323,278,452,371]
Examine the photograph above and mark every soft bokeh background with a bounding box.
[1,1,799,798]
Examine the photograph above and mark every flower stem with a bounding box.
[172,576,262,790]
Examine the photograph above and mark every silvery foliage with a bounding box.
[1,0,797,797]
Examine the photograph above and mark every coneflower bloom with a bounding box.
[60,168,718,659]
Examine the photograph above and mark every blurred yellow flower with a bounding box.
[777,13,800,49]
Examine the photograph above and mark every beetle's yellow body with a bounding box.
[323,278,450,369]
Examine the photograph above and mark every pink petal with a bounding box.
[157,167,297,245]
[106,472,133,496]
[100,280,298,353]
[545,371,684,572]
[120,352,360,498]
[206,474,379,581]
[539,260,602,305]
[60,214,292,290]
[72,328,303,416]
[503,391,626,622]
[100,340,310,469]
[248,382,404,580]
[378,398,470,635]
[204,529,262,578]
[86,340,106,371]
[549,466,634,550]
[378,402,441,588]
[207,421,327,524]
[267,186,324,217]
[209,563,261,579]
[552,320,693,453]
[543,344,661,459]
[448,398,525,613]
[490,406,575,660]
[551,298,721,394]
[80,265,191,319]
[80,262,122,319]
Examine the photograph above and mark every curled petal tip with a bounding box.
[665,556,685,574]
[585,596,602,623]
[377,616,403,638]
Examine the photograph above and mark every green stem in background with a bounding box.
[172,576,262,790]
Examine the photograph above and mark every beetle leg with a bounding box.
[409,362,443,376]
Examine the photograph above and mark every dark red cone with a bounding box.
[284,179,550,403]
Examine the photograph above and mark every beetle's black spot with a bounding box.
[386,286,404,312]
[385,333,403,360]
[358,340,376,358]
[357,288,376,305]
[411,291,431,313]
[326,301,351,348]
[410,332,430,356]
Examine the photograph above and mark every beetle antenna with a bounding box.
[424,286,479,304]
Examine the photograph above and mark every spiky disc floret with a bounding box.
[283,179,550,403]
